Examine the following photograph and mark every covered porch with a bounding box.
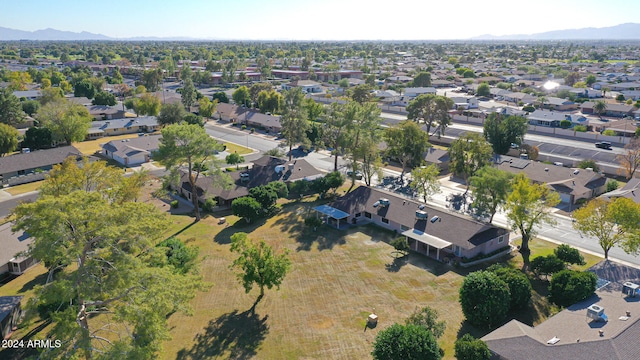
[313,205,350,229]
[402,229,452,261]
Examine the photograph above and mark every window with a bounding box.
[364,212,371,219]
[498,235,505,243]
[355,213,362,218]
[400,224,409,231]
[381,218,389,224]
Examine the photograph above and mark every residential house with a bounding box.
[315,70,363,82]
[214,102,245,123]
[0,296,23,340]
[404,87,437,100]
[582,102,636,117]
[243,111,282,133]
[483,260,640,360]
[12,90,41,100]
[386,75,414,84]
[495,156,607,204]
[527,109,567,127]
[600,178,640,204]
[539,97,578,111]
[323,186,510,262]
[0,222,35,276]
[87,116,160,140]
[431,79,456,88]
[502,92,537,105]
[424,148,450,173]
[0,146,82,187]
[101,135,161,167]
[87,105,127,120]
[271,70,309,80]
[282,80,322,94]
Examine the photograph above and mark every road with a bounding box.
[0,193,38,218]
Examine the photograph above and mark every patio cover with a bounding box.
[401,229,452,249]
[313,205,349,219]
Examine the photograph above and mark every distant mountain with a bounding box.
[0,27,111,40]
[472,23,640,40]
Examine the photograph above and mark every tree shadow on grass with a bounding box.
[293,225,347,252]
[213,217,268,245]
[385,252,409,272]
[175,307,269,360]
[19,272,48,293]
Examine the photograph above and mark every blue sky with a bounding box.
[1,0,638,40]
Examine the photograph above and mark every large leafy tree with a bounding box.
[405,306,446,339]
[454,334,491,360]
[372,323,441,360]
[348,102,382,187]
[487,264,532,310]
[616,138,640,180]
[572,197,640,259]
[22,126,53,150]
[0,87,27,126]
[323,101,355,171]
[12,191,204,359]
[448,133,493,190]
[229,232,291,300]
[469,166,513,223]
[459,271,510,329]
[181,77,197,110]
[411,71,432,87]
[406,94,454,137]
[38,99,92,145]
[91,91,117,106]
[384,121,430,180]
[504,174,561,270]
[154,123,230,221]
[280,88,309,161]
[483,113,528,155]
[232,196,263,223]
[249,82,273,105]
[0,123,19,156]
[593,100,607,119]
[158,102,187,126]
[410,164,441,203]
[136,93,162,117]
[198,96,218,118]
[349,84,373,104]
[232,85,251,107]
[549,270,597,307]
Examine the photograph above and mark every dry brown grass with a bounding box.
[72,134,139,155]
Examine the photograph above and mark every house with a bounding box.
[404,87,437,100]
[582,102,635,118]
[483,260,640,360]
[213,102,245,123]
[424,148,450,173]
[527,110,567,127]
[87,116,160,140]
[214,103,282,132]
[315,70,363,82]
[600,178,640,204]
[539,97,578,111]
[176,156,324,208]
[87,105,127,120]
[271,70,309,80]
[0,296,23,340]
[0,222,35,276]
[101,135,161,167]
[282,80,322,94]
[0,146,82,187]
[495,156,607,204]
[323,186,510,262]
[12,90,41,100]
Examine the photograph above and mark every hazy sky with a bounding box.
[1,0,637,40]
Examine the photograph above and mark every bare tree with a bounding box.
[616,138,640,180]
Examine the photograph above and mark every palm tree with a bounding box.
[537,96,547,110]
[594,100,607,119]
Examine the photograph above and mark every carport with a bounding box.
[401,229,452,261]
[313,205,349,229]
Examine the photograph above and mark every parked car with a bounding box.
[595,141,612,149]
[347,171,363,180]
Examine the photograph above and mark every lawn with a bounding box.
[0,191,606,360]
[72,134,139,155]
[4,180,43,195]
[223,142,253,155]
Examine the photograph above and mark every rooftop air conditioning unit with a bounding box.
[373,201,380,208]
[587,304,608,322]
[416,210,428,220]
[275,165,285,174]
[430,216,440,223]
[379,198,390,207]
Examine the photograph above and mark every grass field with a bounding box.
[0,190,605,360]
[223,142,253,155]
[72,134,140,155]
[4,181,43,195]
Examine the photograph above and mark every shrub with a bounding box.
[602,129,616,136]
[390,236,410,255]
[405,306,446,339]
[560,119,572,128]
[454,334,491,360]
[304,216,323,229]
[554,244,585,266]
[606,179,619,192]
[372,323,442,360]
[203,198,217,212]
[170,200,179,208]
[156,237,199,275]
[578,160,599,172]
[241,124,247,130]
[574,125,587,132]
[487,265,532,310]
[459,271,510,329]
[549,270,597,307]
[531,255,566,279]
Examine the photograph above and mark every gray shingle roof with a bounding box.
[0,146,82,175]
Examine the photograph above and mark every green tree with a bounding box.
[454,334,491,360]
[384,121,430,180]
[391,236,410,256]
[585,74,597,86]
[448,133,493,190]
[483,113,528,155]
[487,264,532,310]
[504,174,561,270]
[136,93,162,116]
[39,87,64,106]
[406,94,454,137]
[323,102,356,171]
[554,244,586,266]
[459,271,510,329]
[212,91,230,103]
[154,123,230,221]
[0,123,19,156]
[232,85,251,107]
[405,306,446,339]
[372,323,442,360]
[577,159,599,172]
[573,197,640,259]
[198,97,218,119]
[91,91,117,106]
[350,84,373,104]
[531,255,566,280]
[21,99,40,116]
[11,191,204,359]
[232,196,263,223]
[0,87,26,126]
[280,88,309,161]
[73,78,96,99]
[410,164,441,203]
[593,100,607,119]
[181,77,197,110]
[226,152,245,169]
[470,167,513,223]
[38,100,92,145]
[142,68,163,92]
[476,82,491,97]
[249,82,273,105]
[229,232,291,299]
[249,185,278,211]
[549,270,597,307]
[22,126,53,150]
[158,102,187,126]
[324,171,345,194]
[156,237,200,275]
[411,71,432,87]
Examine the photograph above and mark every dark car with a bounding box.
[595,141,612,149]
[347,171,363,180]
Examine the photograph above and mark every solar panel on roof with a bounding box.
[509,159,530,169]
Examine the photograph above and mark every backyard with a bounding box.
[0,188,603,360]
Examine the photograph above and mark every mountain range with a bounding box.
[1,23,640,41]
[472,23,640,40]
